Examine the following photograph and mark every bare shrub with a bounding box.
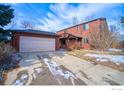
[21,21,34,29]
[88,26,120,51]
[0,42,14,59]
[0,42,17,84]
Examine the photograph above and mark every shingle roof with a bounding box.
[59,33,82,39]
[57,18,106,32]
[6,29,56,36]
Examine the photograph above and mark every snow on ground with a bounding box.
[13,74,28,85]
[108,48,122,52]
[35,68,43,74]
[96,58,108,62]
[84,53,124,64]
[43,58,76,80]
[11,53,22,61]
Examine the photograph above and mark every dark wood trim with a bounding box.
[14,32,56,38]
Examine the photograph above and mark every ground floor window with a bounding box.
[83,37,89,43]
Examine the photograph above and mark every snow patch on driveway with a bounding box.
[35,68,43,74]
[43,58,76,80]
[13,74,28,85]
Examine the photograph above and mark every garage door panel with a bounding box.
[22,42,55,45]
[20,36,55,52]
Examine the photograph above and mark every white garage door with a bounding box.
[20,36,55,52]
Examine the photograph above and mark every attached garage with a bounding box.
[10,29,57,52]
[20,36,55,52]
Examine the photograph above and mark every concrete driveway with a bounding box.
[5,51,124,85]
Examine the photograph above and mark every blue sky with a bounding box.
[2,3,124,34]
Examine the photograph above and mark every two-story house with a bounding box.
[56,18,108,50]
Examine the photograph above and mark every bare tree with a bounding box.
[109,25,118,32]
[72,17,78,25]
[120,16,124,48]
[80,16,94,23]
[120,16,124,24]
[88,23,120,51]
[21,21,34,29]
[8,21,16,29]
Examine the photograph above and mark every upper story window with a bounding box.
[83,24,89,30]
[77,26,80,31]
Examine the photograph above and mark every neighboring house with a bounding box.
[8,29,57,52]
[57,18,108,50]
[119,34,124,48]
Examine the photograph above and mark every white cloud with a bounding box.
[18,12,23,16]
[33,4,119,32]
[11,3,17,6]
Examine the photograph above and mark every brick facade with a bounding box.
[57,18,108,50]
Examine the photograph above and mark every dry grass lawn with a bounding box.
[67,49,124,72]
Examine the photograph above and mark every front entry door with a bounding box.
[60,39,66,48]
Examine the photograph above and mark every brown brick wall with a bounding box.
[57,18,108,50]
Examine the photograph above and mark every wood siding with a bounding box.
[12,32,57,52]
